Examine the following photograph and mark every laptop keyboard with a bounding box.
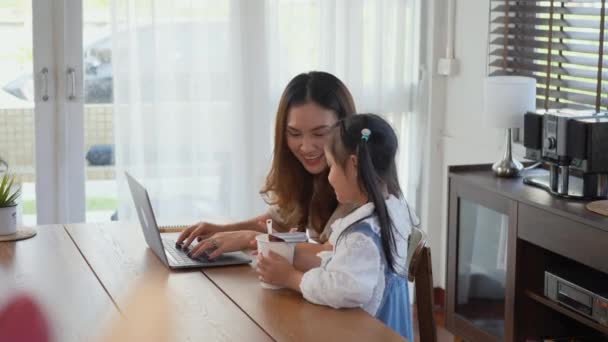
[162,239,215,265]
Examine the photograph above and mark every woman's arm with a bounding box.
[177,212,288,247]
[223,213,289,233]
[221,214,269,233]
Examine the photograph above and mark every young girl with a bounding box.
[256,113,415,340]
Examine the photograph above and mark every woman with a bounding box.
[177,71,357,269]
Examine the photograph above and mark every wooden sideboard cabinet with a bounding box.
[446,165,608,342]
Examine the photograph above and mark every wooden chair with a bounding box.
[407,227,437,342]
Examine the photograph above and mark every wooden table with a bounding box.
[0,222,406,342]
[0,225,118,342]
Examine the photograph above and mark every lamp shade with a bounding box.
[484,76,537,129]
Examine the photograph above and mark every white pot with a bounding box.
[0,205,17,236]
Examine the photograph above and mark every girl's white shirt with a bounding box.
[299,195,413,315]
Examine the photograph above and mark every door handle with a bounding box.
[41,67,49,102]
[67,67,76,101]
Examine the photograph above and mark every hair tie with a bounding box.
[361,128,371,142]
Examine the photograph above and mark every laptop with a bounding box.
[125,172,252,269]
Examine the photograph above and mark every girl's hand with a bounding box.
[189,231,259,259]
[256,251,303,291]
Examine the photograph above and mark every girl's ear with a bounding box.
[349,155,358,170]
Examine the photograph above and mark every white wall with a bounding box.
[421,0,525,288]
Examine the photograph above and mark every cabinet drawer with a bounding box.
[518,204,608,274]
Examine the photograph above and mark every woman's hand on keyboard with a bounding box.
[189,231,260,259]
[177,222,225,250]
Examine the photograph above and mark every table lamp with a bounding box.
[484,76,536,177]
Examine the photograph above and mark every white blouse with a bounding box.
[299,195,413,316]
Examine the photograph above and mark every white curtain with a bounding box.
[111,0,421,226]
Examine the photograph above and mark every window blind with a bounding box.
[489,0,606,111]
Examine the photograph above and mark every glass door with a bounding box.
[1,0,116,225]
[456,198,509,338]
[0,1,36,225]
[61,0,87,224]
[0,1,59,225]
[82,0,116,222]
[447,179,517,342]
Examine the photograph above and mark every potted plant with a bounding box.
[0,173,20,235]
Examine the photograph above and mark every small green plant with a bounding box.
[0,173,21,208]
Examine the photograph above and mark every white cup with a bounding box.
[255,234,295,290]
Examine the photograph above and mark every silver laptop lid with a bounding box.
[125,172,170,266]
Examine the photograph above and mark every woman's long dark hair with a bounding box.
[328,114,403,272]
[261,71,357,233]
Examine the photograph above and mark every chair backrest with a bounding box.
[407,227,437,342]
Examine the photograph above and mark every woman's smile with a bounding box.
[300,153,325,169]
